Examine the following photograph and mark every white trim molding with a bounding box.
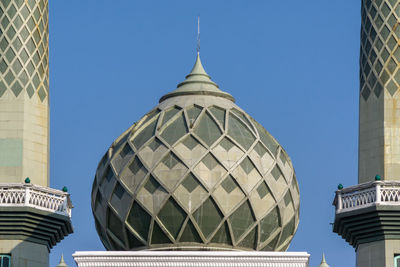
[72,251,310,267]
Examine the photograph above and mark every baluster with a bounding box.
[25,187,30,206]
[376,184,381,204]
[337,192,343,211]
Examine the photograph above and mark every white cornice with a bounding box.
[73,251,310,267]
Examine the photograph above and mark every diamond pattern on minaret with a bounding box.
[0,0,48,101]
[360,0,400,99]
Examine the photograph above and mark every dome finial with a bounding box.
[159,53,235,102]
[318,253,330,267]
[197,15,200,54]
[57,254,69,267]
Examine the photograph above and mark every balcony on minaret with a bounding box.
[333,181,400,248]
[0,183,73,250]
[0,183,72,218]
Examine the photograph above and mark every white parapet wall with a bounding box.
[72,251,310,267]
[334,181,400,213]
[0,183,72,217]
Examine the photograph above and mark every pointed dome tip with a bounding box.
[188,52,209,77]
[159,53,235,103]
[57,253,68,267]
[318,253,329,267]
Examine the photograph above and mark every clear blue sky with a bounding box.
[48,1,360,266]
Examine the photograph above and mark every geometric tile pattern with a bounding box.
[0,0,48,101]
[92,100,299,252]
[360,0,400,99]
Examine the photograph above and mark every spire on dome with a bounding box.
[318,253,330,267]
[159,53,235,103]
[57,254,69,267]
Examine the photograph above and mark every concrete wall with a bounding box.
[0,239,48,267]
[357,240,400,267]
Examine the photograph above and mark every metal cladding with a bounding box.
[0,0,49,186]
[91,54,300,251]
[359,0,400,183]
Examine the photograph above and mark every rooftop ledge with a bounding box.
[333,180,400,213]
[72,251,310,267]
[0,183,72,218]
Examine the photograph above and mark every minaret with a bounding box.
[0,1,72,266]
[0,0,49,186]
[358,0,400,183]
[333,1,400,267]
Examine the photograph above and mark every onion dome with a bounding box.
[91,53,300,251]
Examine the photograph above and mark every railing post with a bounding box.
[25,186,30,206]
[376,184,381,204]
[337,192,342,212]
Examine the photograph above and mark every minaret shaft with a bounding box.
[334,2,400,267]
[0,0,49,186]
[359,0,400,183]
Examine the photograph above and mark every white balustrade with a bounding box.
[0,183,72,217]
[335,181,400,213]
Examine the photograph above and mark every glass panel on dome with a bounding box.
[107,233,124,250]
[251,119,279,156]
[161,106,181,126]
[133,118,158,150]
[229,201,255,241]
[157,198,186,239]
[279,217,295,247]
[110,182,132,218]
[107,208,125,245]
[210,221,232,245]
[228,113,255,150]
[181,172,202,193]
[209,106,225,129]
[194,112,222,147]
[151,222,173,244]
[260,207,280,243]
[126,227,145,248]
[271,165,283,181]
[254,142,268,157]
[179,219,202,243]
[120,143,132,158]
[129,157,147,177]
[221,175,237,194]
[284,191,293,207]
[127,202,151,241]
[292,175,299,194]
[231,109,255,133]
[144,175,162,193]
[186,105,203,127]
[100,167,116,200]
[256,182,270,199]
[160,113,188,146]
[193,198,223,238]
[142,108,160,126]
[238,226,257,249]
[279,150,288,165]
[94,191,103,214]
[262,234,279,251]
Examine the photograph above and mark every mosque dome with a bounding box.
[91,53,300,251]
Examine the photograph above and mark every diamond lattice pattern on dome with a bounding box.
[92,102,300,251]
